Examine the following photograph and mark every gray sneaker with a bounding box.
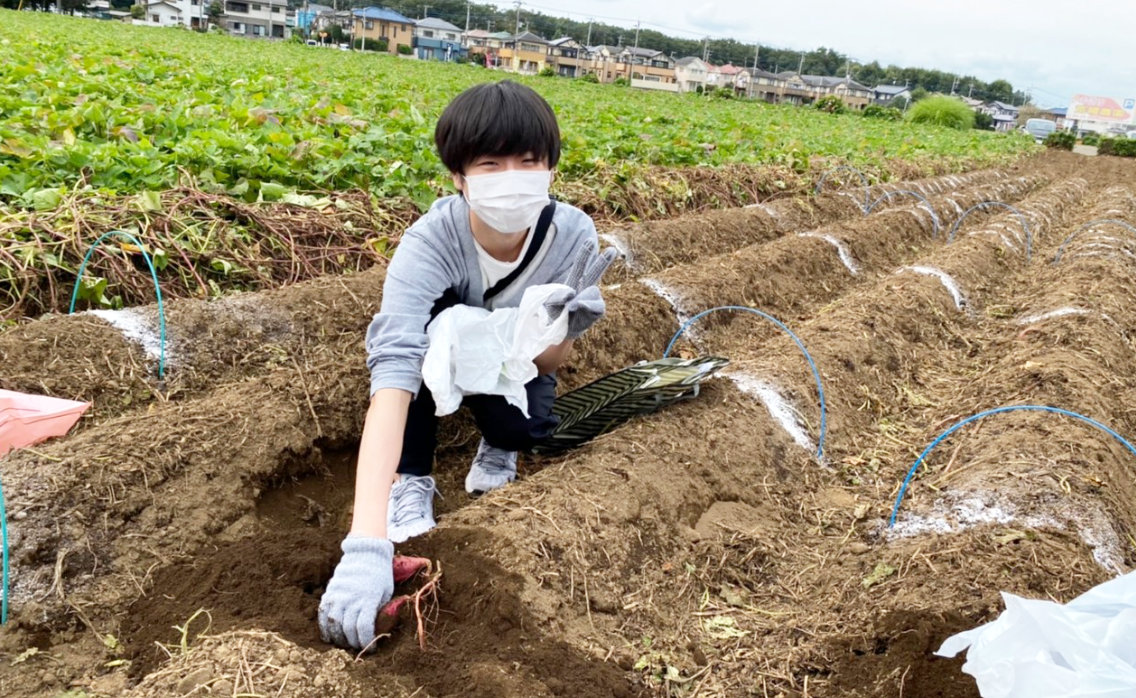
[465,439,518,495]
[386,474,438,543]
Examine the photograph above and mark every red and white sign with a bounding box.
[1068,94,1135,124]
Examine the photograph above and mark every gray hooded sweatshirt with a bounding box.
[366,194,599,398]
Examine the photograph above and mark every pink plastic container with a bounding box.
[0,390,90,457]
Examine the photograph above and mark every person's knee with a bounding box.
[471,375,558,451]
[479,414,545,452]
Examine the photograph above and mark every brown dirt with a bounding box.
[603,169,1006,282]
[3,150,1136,698]
[2,157,983,323]
[0,166,1019,427]
[649,175,1040,320]
[821,610,978,698]
[121,494,641,698]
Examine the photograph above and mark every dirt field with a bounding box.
[2,150,1135,697]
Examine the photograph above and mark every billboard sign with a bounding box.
[1068,94,1136,125]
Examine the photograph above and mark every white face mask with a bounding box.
[463,170,551,234]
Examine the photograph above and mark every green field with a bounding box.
[0,10,1033,210]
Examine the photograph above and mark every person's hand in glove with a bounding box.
[545,239,619,338]
[318,536,394,650]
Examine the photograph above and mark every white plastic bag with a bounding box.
[936,570,1136,698]
[421,283,572,418]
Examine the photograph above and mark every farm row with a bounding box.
[2,150,1135,697]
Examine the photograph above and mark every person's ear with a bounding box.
[452,171,464,193]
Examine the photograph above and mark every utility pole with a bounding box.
[749,44,758,98]
[797,52,804,75]
[422,4,429,19]
[968,83,974,99]
[585,17,592,46]
[513,0,520,35]
[464,1,469,32]
[633,20,639,50]
[702,36,708,62]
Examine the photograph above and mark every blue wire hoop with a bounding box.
[1051,219,1136,264]
[663,305,827,460]
[865,190,941,237]
[889,405,1136,527]
[1,470,8,624]
[68,231,167,379]
[946,202,1033,262]
[814,165,871,213]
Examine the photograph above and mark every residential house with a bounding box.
[732,67,754,96]
[224,0,288,38]
[137,1,183,26]
[705,63,742,90]
[83,0,113,17]
[750,71,813,105]
[494,31,548,74]
[618,46,676,87]
[465,30,512,68]
[579,45,675,87]
[991,113,1017,131]
[295,2,332,34]
[586,45,622,82]
[961,96,984,110]
[674,56,710,93]
[1049,107,1068,130]
[463,29,491,53]
[800,75,873,109]
[982,101,1020,132]
[168,0,215,30]
[986,100,1020,117]
[313,9,352,37]
[872,83,911,105]
[463,29,495,63]
[414,16,465,61]
[547,37,588,78]
[352,6,415,53]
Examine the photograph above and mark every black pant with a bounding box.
[397,287,560,476]
[397,373,559,476]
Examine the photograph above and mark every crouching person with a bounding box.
[318,80,616,650]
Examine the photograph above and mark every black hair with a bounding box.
[434,80,561,174]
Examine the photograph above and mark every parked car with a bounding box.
[1023,118,1057,143]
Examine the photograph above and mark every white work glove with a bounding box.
[545,240,618,338]
[318,536,394,650]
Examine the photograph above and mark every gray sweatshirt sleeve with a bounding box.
[366,223,462,398]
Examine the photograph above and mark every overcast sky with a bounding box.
[522,0,1133,107]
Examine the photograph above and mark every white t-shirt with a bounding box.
[474,230,534,288]
[473,227,556,308]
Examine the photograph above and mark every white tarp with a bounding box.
[937,571,1136,697]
